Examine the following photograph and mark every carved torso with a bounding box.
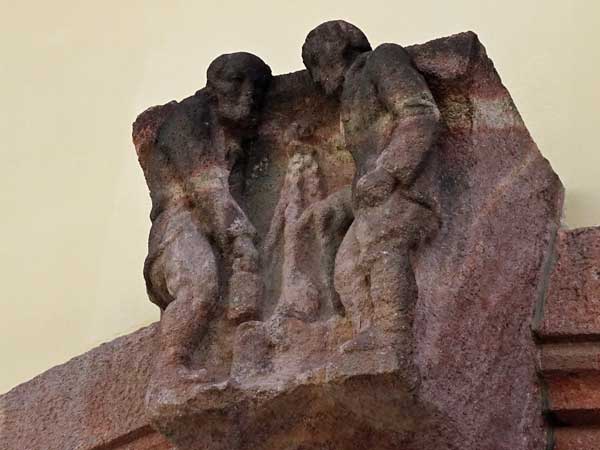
[341,50,393,180]
[341,44,438,183]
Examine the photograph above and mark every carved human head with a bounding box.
[302,20,372,97]
[207,52,272,126]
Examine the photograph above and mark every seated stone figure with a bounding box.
[133,52,272,392]
[303,21,441,352]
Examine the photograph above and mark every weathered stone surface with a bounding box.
[554,427,600,450]
[537,227,600,341]
[132,24,561,450]
[0,324,171,450]
[540,342,600,373]
[406,31,563,450]
[545,373,600,425]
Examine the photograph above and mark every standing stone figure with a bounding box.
[302,21,441,352]
[133,53,272,391]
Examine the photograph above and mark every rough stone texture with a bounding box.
[540,342,600,373]
[554,428,600,450]
[0,26,564,450]
[134,53,273,396]
[536,227,600,450]
[537,227,600,341]
[405,30,563,450]
[0,324,171,450]
[545,373,600,424]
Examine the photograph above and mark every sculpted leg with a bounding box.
[206,187,264,323]
[339,247,415,353]
[339,190,431,353]
[334,221,373,334]
[369,248,416,347]
[312,187,353,315]
[155,231,219,383]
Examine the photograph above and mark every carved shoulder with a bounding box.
[132,101,178,157]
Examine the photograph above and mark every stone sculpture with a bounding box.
[3,16,590,450]
[303,20,441,353]
[262,126,353,322]
[133,22,446,449]
[129,20,561,450]
[124,21,559,450]
[134,53,272,394]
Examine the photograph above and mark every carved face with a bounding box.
[207,53,272,126]
[302,20,371,97]
[306,45,350,97]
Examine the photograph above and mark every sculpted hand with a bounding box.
[228,234,263,323]
[356,166,396,207]
[231,234,259,272]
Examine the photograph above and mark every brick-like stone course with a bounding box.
[536,227,600,449]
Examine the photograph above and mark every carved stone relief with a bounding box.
[132,21,561,450]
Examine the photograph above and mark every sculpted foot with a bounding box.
[153,353,212,386]
[174,366,210,384]
[154,364,210,385]
[339,328,383,353]
[145,365,214,425]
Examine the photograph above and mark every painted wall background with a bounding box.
[1,0,598,394]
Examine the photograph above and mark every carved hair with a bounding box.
[206,52,272,92]
[302,20,372,68]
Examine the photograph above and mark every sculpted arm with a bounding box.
[156,102,256,252]
[371,44,440,187]
[189,163,261,322]
[190,166,256,245]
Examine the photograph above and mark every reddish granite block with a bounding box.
[554,427,600,450]
[545,373,600,425]
[537,227,600,341]
[536,227,600,448]
[0,324,170,450]
[540,342,600,373]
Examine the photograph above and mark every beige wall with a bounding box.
[1,0,598,394]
